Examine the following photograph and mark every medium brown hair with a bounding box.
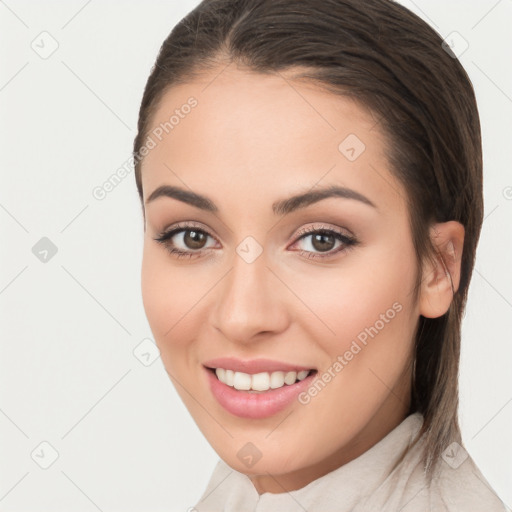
[133,0,483,475]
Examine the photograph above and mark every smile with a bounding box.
[204,364,318,419]
[212,367,313,392]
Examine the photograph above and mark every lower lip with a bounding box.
[204,366,317,419]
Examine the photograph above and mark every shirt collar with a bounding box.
[194,412,424,512]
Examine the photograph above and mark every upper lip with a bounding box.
[203,357,316,375]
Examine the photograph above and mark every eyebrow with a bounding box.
[145,184,376,215]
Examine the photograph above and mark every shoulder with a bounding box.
[354,416,507,512]
[382,443,507,512]
[426,452,506,512]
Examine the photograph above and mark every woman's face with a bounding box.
[140,65,421,493]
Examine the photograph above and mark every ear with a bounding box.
[419,221,465,319]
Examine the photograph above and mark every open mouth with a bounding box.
[205,366,317,393]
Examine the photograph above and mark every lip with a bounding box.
[204,365,317,419]
[202,356,315,374]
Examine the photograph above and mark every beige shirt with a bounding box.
[193,413,507,511]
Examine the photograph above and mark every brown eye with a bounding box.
[290,226,359,260]
[153,223,217,259]
[183,229,208,250]
[309,232,337,252]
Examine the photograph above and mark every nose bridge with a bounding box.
[211,240,288,342]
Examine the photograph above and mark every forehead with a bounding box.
[140,65,404,214]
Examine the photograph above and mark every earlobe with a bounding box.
[419,221,465,319]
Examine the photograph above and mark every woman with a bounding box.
[132,0,507,509]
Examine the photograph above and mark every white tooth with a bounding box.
[233,371,252,390]
[284,371,297,385]
[225,369,234,386]
[269,371,285,389]
[216,368,310,391]
[251,372,270,391]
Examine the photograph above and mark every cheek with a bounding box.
[141,245,202,350]
[307,250,417,395]
[286,250,417,354]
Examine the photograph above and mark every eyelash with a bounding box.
[153,221,359,261]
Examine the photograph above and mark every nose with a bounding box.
[210,247,290,345]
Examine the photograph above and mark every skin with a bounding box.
[139,63,464,494]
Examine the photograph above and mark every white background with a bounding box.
[1,1,511,510]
